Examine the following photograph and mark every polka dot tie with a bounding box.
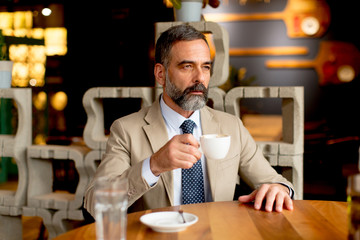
[180,119,205,204]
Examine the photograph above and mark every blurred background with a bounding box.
[0,0,359,201]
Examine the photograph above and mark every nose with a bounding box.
[193,66,206,84]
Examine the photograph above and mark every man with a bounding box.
[84,24,293,217]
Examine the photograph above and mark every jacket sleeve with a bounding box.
[83,119,155,217]
[236,117,294,193]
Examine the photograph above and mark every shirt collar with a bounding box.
[160,95,200,131]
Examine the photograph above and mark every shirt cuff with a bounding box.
[142,157,159,187]
[278,183,294,199]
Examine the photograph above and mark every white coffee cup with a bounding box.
[200,134,231,160]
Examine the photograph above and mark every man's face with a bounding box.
[164,39,211,111]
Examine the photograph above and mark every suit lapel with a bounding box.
[143,99,174,205]
[200,107,220,201]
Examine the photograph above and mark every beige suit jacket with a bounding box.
[84,98,293,216]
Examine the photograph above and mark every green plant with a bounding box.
[170,0,220,9]
[218,66,257,92]
[0,30,8,60]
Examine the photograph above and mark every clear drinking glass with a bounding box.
[95,177,128,240]
[348,174,360,240]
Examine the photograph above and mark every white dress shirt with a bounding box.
[141,96,212,205]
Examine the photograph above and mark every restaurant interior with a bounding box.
[1,0,360,239]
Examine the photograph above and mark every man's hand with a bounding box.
[238,183,293,212]
[150,134,202,176]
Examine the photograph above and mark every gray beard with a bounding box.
[165,72,208,111]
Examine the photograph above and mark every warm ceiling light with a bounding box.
[14,11,33,29]
[337,65,355,82]
[29,78,37,86]
[33,91,47,110]
[44,27,67,56]
[51,91,68,111]
[42,8,52,16]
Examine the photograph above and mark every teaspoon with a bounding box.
[178,209,186,223]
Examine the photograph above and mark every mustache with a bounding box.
[183,83,207,95]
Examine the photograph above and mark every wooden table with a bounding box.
[53,200,348,240]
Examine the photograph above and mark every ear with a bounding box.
[154,63,166,86]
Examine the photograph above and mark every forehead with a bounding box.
[170,39,211,62]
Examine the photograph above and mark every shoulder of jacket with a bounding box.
[204,106,239,121]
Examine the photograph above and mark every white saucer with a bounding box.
[140,211,198,232]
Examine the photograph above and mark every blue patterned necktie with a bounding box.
[180,119,205,204]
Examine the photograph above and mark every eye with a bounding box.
[184,64,193,69]
[203,65,211,71]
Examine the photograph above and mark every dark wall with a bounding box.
[203,0,359,123]
[62,1,173,135]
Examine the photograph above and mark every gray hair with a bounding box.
[155,24,209,69]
